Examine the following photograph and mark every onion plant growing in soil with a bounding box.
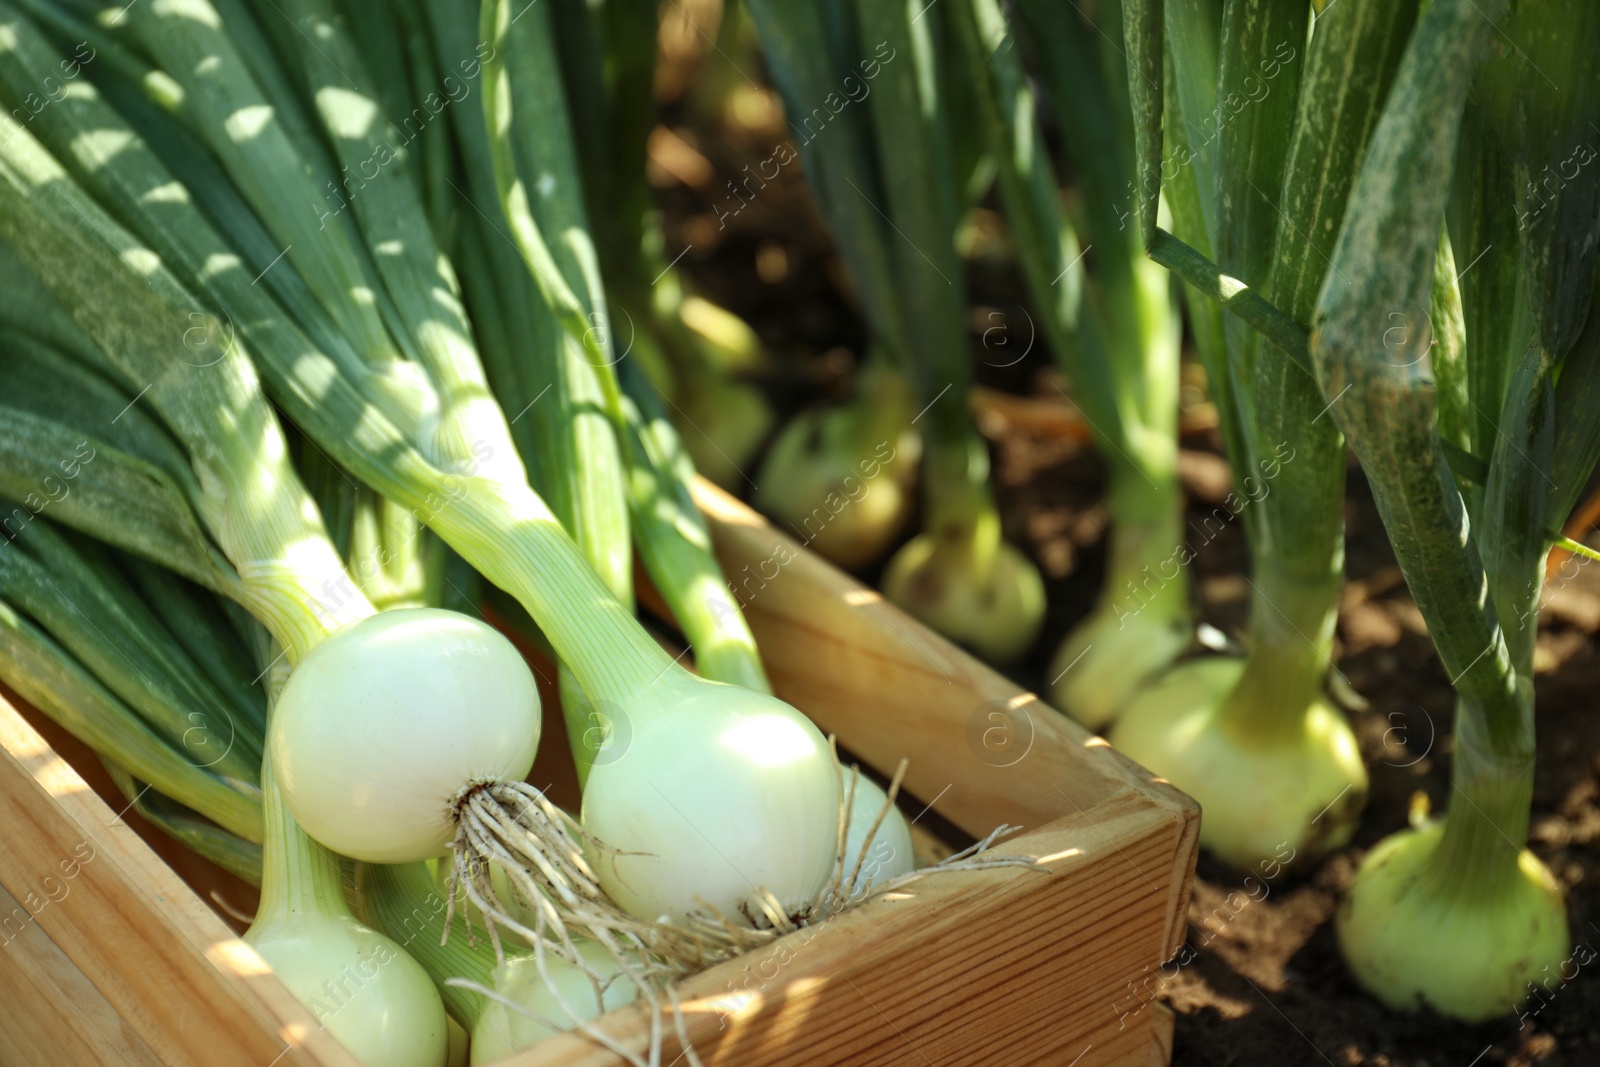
[746,0,1046,663]
[1106,0,1410,870]
[740,2,926,572]
[1121,0,1600,1023]
[949,0,1191,728]
[1309,0,1600,1023]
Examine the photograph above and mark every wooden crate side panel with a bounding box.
[492,786,1185,1067]
[1147,1004,1176,1066]
[0,879,164,1067]
[0,699,355,1067]
[695,481,1200,960]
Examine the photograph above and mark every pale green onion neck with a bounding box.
[1423,693,1536,904]
[357,861,495,1027]
[847,354,915,451]
[921,430,1002,576]
[1097,463,1191,626]
[1492,559,1547,682]
[432,479,680,706]
[671,569,770,693]
[1217,558,1339,744]
[253,747,351,925]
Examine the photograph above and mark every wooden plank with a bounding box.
[0,684,261,933]
[488,782,1186,1067]
[0,878,163,1067]
[1147,1003,1176,1067]
[0,698,355,1067]
[693,480,1199,961]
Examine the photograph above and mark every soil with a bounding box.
[652,63,1600,1067]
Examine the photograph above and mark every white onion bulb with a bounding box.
[842,776,915,899]
[582,674,839,924]
[270,609,540,863]
[247,913,448,1067]
[469,944,636,1065]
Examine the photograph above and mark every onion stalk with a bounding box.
[741,3,924,572]
[428,0,772,748]
[1101,0,1423,868]
[754,352,921,570]
[954,0,1189,725]
[857,0,1044,664]
[746,0,1046,661]
[0,150,459,1064]
[0,0,841,949]
[549,0,774,492]
[1312,0,1599,1020]
[0,367,654,1058]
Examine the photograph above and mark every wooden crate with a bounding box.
[0,483,1197,1067]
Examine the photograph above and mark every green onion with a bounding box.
[956,0,1190,727]
[551,0,775,492]
[1102,0,1418,870]
[0,543,263,843]
[0,93,469,1067]
[748,0,1046,662]
[423,0,636,785]
[753,350,921,569]
[1317,0,1598,1022]
[742,1,922,570]
[442,0,775,703]
[2,0,840,942]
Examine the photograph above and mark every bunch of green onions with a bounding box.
[0,0,924,1060]
[0,363,634,1060]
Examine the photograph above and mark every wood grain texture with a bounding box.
[0,698,357,1067]
[0,481,1196,1067]
[1147,1004,1176,1066]
[489,794,1186,1066]
[0,878,164,1067]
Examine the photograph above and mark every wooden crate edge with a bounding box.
[0,697,355,1067]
